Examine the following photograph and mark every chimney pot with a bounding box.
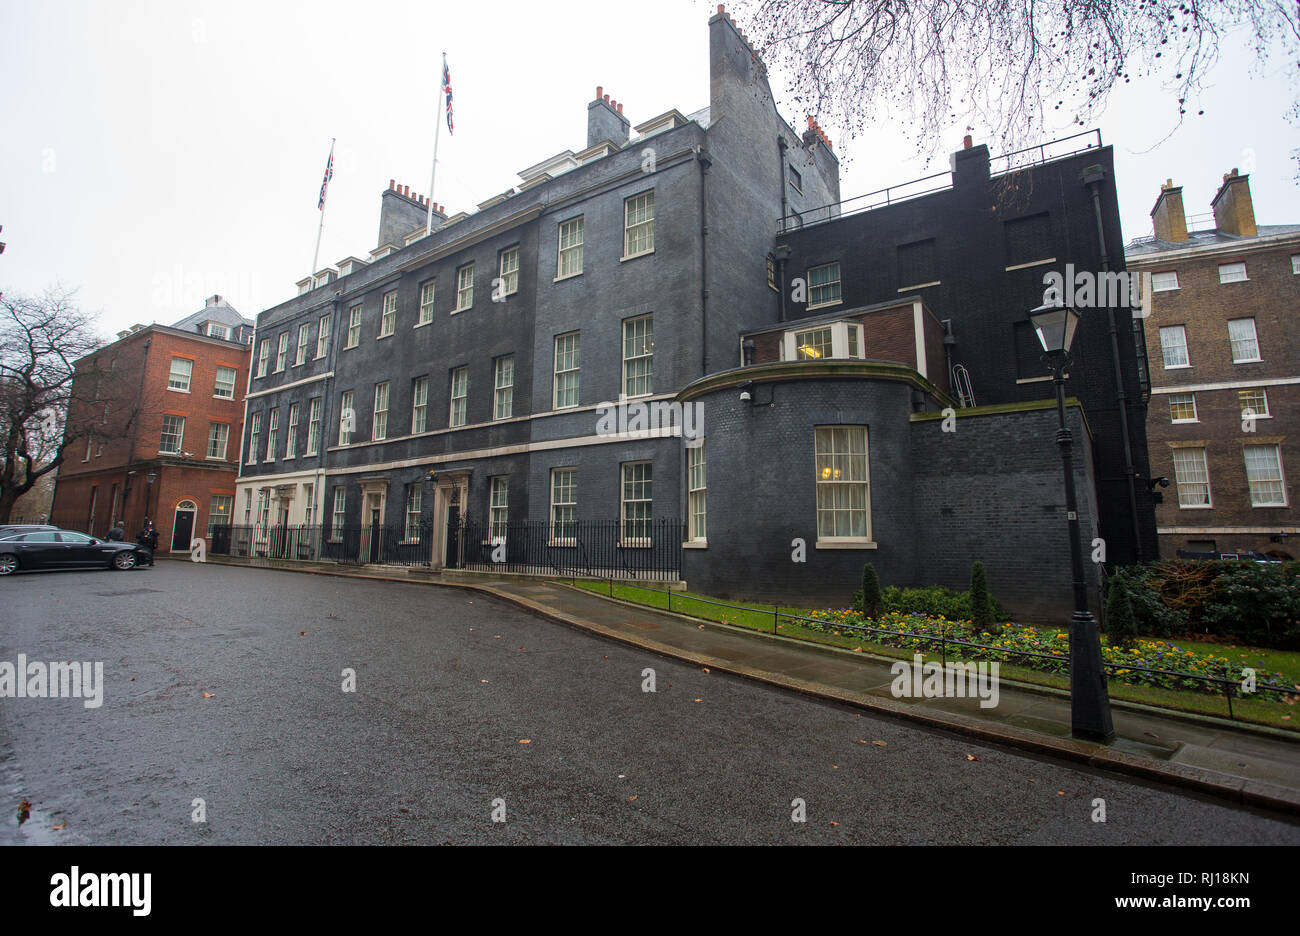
[963,134,972,149]
[717,3,724,13]
[604,94,610,103]
[596,85,603,99]
[617,102,623,115]
[403,185,410,197]
[389,179,395,190]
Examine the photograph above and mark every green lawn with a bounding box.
[571,579,1299,731]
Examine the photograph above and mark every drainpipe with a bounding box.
[124,335,152,528]
[1082,165,1143,562]
[777,135,789,229]
[697,145,713,377]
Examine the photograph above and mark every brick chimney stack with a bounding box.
[1211,168,1257,237]
[1151,179,1189,243]
[588,84,630,149]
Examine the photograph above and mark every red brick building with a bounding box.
[1127,172,1300,559]
[51,296,254,553]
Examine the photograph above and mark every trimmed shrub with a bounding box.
[858,563,883,618]
[970,561,996,634]
[1202,563,1300,650]
[1106,567,1187,638]
[878,584,1006,623]
[1104,574,1140,647]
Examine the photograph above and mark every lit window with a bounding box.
[558,217,584,278]
[373,382,389,441]
[1239,388,1269,420]
[456,264,474,311]
[305,398,322,455]
[1228,318,1260,363]
[1171,448,1211,507]
[688,443,706,542]
[624,191,655,258]
[1159,325,1189,368]
[404,484,423,542]
[339,390,355,445]
[499,246,519,296]
[494,356,514,420]
[265,408,279,460]
[449,367,467,427]
[284,402,299,457]
[168,357,193,392]
[295,322,311,365]
[207,495,232,536]
[808,262,842,309]
[275,332,289,371]
[1244,444,1286,506]
[206,422,229,460]
[1151,271,1179,292]
[412,377,429,434]
[380,290,397,337]
[214,365,236,399]
[1217,262,1248,284]
[1168,393,1197,423]
[623,315,654,397]
[346,305,362,348]
[418,281,435,325]
[554,332,580,408]
[795,327,834,360]
[316,314,331,358]
[550,468,577,541]
[247,412,261,463]
[490,476,509,543]
[160,414,185,455]
[621,462,653,544]
[815,426,870,540]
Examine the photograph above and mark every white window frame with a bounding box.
[1172,447,1212,508]
[781,321,864,361]
[807,262,842,310]
[302,482,316,527]
[373,381,390,441]
[557,216,584,279]
[489,476,509,544]
[418,281,435,325]
[207,495,233,535]
[1238,387,1270,420]
[620,462,653,546]
[274,332,289,372]
[160,414,185,455]
[247,412,261,463]
[499,246,520,297]
[494,356,514,420]
[1159,325,1190,369]
[206,421,229,460]
[412,376,429,434]
[1150,270,1179,292]
[265,408,279,461]
[213,365,237,399]
[256,339,271,377]
[339,390,355,445]
[316,313,331,358]
[814,426,871,544]
[1168,393,1197,424]
[167,357,193,393]
[379,290,397,337]
[455,264,474,312]
[449,367,467,427]
[330,487,346,541]
[1218,261,1248,284]
[305,397,322,455]
[403,484,423,542]
[206,322,230,340]
[295,322,311,366]
[554,332,580,408]
[1228,317,1261,363]
[345,305,362,348]
[549,467,577,544]
[687,442,706,543]
[623,191,655,260]
[1244,444,1287,507]
[622,315,654,398]
[284,402,300,459]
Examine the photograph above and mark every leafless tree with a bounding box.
[733,0,1299,160]
[0,287,114,522]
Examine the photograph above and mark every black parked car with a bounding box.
[0,529,152,575]
[0,524,58,538]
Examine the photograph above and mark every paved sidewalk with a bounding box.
[204,558,1300,815]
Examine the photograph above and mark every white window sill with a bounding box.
[1177,505,1214,510]
[816,539,878,549]
[1152,287,1180,293]
[283,456,295,461]
[315,354,328,361]
[1232,358,1263,365]
[167,387,191,394]
[1250,502,1288,509]
[1005,257,1057,272]
[1243,414,1272,420]
[213,394,235,400]
[897,281,941,292]
[1163,364,1192,370]
[807,299,842,312]
[377,333,393,341]
[1218,279,1249,285]
[452,307,472,315]
[414,320,434,329]
[553,271,583,283]
[293,361,305,368]
[205,456,226,462]
[682,540,707,549]
[1171,419,1199,424]
[620,250,654,263]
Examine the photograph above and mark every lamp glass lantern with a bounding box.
[1029,303,1080,356]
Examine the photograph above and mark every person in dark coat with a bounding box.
[106,522,125,541]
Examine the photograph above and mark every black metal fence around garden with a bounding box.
[208,518,682,581]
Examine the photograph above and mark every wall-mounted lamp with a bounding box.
[738,380,754,403]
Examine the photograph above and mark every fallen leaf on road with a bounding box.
[1057,790,1066,796]
[299,632,306,636]
[519,739,531,744]
[701,668,710,674]
[17,799,31,825]
[626,795,638,802]
[829,821,839,827]
[202,692,215,699]
[872,741,887,747]
[51,823,65,831]
[966,755,978,761]
[494,635,501,639]
[130,677,136,681]
[694,698,703,703]
[697,625,705,629]
[852,647,863,653]
[1143,731,1160,739]
[831,765,839,769]
[480,680,489,684]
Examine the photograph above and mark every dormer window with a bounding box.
[206,322,231,340]
[780,321,865,361]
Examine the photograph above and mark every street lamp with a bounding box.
[1029,301,1115,744]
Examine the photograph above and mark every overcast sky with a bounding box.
[2,0,1297,339]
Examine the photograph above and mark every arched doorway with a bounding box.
[171,500,198,552]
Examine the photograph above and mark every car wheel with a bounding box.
[112,551,138,571]
[0,554,17,575]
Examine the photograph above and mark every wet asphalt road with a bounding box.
[0,561,1296,845]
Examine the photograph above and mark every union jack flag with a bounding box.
[442,58,453,135]
[317,148,334,211]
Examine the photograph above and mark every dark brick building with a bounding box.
[1127,172,1300,559]
[51,296,253,551]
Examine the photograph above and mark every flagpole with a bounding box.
[426,53,446,235]
[312,138,336,277]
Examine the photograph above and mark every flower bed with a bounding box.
[799,609,1297,701]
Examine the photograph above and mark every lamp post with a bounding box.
[1028,302,1115,743]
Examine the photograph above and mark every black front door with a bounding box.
[171,511,194,552]
[368,508,381,563]
[445,496,462,569]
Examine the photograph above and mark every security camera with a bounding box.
[1158,477,1170,488]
